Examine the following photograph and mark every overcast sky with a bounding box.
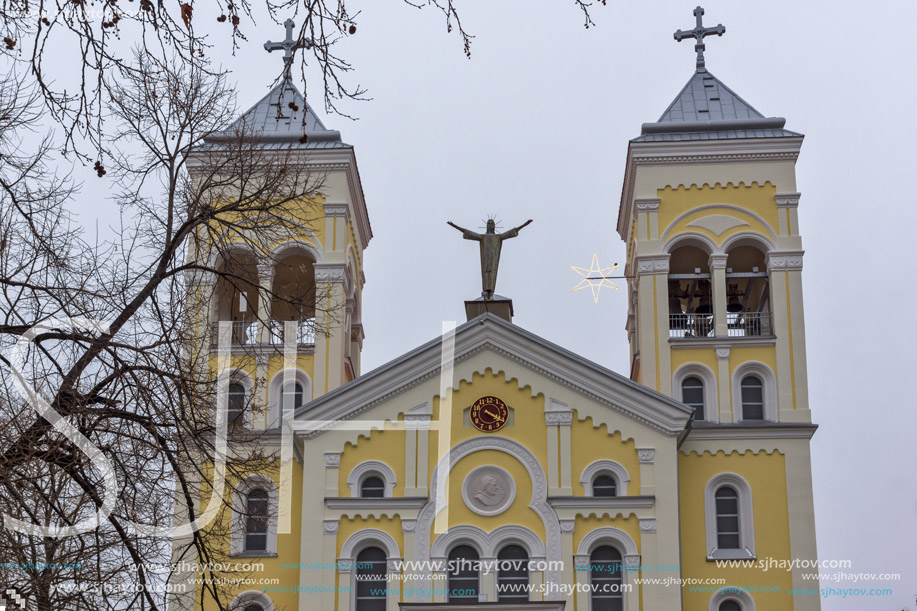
[66,0,917,607]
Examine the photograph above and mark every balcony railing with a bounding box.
[269,319,316,346]
[727,311,772,337]
[669,314,714,339]
[210,318,316,347]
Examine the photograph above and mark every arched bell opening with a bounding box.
[668,245,713,338]
[725,245,772,337]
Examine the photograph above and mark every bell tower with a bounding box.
[617,8,820,609]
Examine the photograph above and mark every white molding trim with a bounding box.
[704,473,756,560]
[430,524,546,561]
[708,587,757,611]
[637,448,655,464]
[673,362,719,424]
[765,250,804,272]
[634,254,670,275]
[461,465,516,517]
[661,205,778,248]
[579,460,630,496]
[339,527,401,560]
[774,192,801,208]
[220,369,256,430]
[230,590,275,611]
[230,475,279,557]
[346,460,398,498]
[415,436,562,591]
[661,231,719,256]
[575,526,639,557]
[267,369,313,428]
[731,362,778,423]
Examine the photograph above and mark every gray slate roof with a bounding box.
[633,69,802,143]
[204,77,351,149]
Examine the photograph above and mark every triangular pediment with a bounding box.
[294,314,692,437]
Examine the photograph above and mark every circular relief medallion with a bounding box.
[469,396,509,432]
[462,465,515,517]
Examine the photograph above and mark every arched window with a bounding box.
[681,376,705,421]
[715,486,740,549]
[590,545,623,611]
[740,376,764,421]
[243,605,263,611]
[282,382,304,410]
[245,489,269,552]
[447,545,479,603]
[496,544,529,602]
[592,474,618,498]
[719,601,742,611]
[360,476,385,498]
[228,382,246,429]
[355,547,387,611]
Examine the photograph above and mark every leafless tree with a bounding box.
[0,52,333,610]
[0,0,606,155]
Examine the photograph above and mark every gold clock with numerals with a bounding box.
[469,396,509,432]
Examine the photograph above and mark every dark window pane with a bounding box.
[715,486,741,549]
[592,474,618,497]
[497,544,529,602]
[682,376,705,421]
[590,545,623,611]
[245,489,268,552]
[228,383,246,429]
[741,376,764,420]
[361,476,385,498]
[282,382,304,409]
[719,601,742,611]
[243,605,263,611]
[355,547,387,611]
[447,545,479,603]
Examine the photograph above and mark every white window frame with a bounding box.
[575,527,640,611]
[708,587,757,611]
[267,369,312,428]
[346,460,398,498]
[230,475,279,557]
[230,590,275,611]
[731,362,777,423]
[672,363,718,423]
[704,473,755,560]
[579,460,630,496]
[338,528,401,611]
[216,369,255,430]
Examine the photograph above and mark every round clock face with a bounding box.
[470,396,509,432]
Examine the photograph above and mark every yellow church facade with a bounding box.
[171,11,821,611]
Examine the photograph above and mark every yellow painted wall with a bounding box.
[339,419,407,497]
[657,182,779,245]
[678,451,793,611]
[570,417,642,497]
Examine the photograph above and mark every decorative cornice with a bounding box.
[324,497,429,510]
[634,198,661,212]
[322,519,339,534]
[639,518,657,533]
[685,423,818,441]
[715,346,731,360]
[323,202,351,220]
[185,269,216,288]
[708,254,729,269]
[766,250,804,272]
[775,192,802,208]
[670,336,776,349]
[256,262,275,280]
[401,519,417,533]
[548,496,655,510]
[324,452,341,467]
[637,448,655,464]
[545,411,573,426]
[404,414,432,430]
[635,255,670,275]
[559,519,576,533]
[314,262,347,282]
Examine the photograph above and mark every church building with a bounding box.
[171,7,821,611]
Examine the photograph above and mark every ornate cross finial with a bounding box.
[674,6,725,72]
[264,19,312,74]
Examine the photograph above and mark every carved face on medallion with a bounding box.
[462,465,515,516]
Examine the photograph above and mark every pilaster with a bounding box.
[709,253,729,337]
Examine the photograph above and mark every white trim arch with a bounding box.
[347,460,398,498]
[704,472,756,560]
[708,587,757,611]
[270,236,324,263]
[230,474,279,557]
[662,231,718,256]
[267,369,312,428]
[230,590,275,611]
[660,204,778,246]
[339,527,401,560]
[672,363,719,423]
[575,527,640,611]
[731,361,778,423]
[430,524,546,561]
[721,231,776,256]
[579,460,631,496]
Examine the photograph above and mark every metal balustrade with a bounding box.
[669,311,773,339]
[210,318,316,347]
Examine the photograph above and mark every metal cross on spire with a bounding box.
[264,19,312,75]
[674,6,725,72]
